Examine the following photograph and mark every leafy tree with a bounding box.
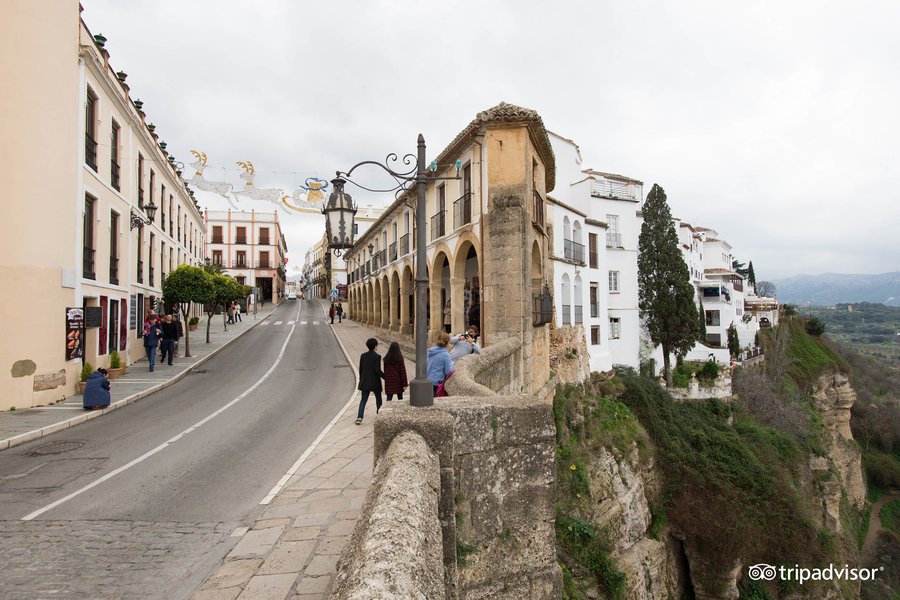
[805,317,826,337]
[206,275,246,342]
[747,261,756,287]
[727,323,740,357]
[756,280,776,298]
[732,259,750,278]
[162,265,213,357]
[638,184,701,387]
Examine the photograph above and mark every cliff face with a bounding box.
[809,368,867,533]
[586,445,673,600]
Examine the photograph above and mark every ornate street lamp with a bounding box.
[336,135,459,407]
[322,177,357,256]
[130,200,158,230]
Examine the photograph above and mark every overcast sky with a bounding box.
[82,0,899,280]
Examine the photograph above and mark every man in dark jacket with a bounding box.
[159,314,178,366]
[356,337,384,424]
[143,319,162,372]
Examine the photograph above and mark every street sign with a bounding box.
[329,289,339,299]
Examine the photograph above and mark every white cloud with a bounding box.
[82,0,900,278]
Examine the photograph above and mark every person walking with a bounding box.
[143,317,162,372]
[356,338,384,424]
[329,302,336,325]
[448,324,482,364]
[227,302,235,324]
[159,314,178,366]
[383,342,408,402]
[233,300,242,322]
[426,331,454,395]
[443,300,452,333]
[336,302,344,323]
[82,368,110,410]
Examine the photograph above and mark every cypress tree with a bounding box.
[747,261,757,287]
[638,184,701,387]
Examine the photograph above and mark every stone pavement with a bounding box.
[192,300,414,600]
[0,305,278,452]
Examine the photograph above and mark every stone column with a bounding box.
[373,283,382,328]
[389,276,399,331]
[381,280,390,329]
[449,277,466,334]
[400,276,411,335]
[429,282,442,339]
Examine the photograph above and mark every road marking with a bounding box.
[274,321,283,325]
[300,321,308,325]
[257,321,269,326]
[260,301,359,505]
[288,320,296,325]
[312,321,320,325]
[22,302,304,522]
[231,526,250,537]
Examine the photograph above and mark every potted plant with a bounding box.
[116,70,127,82]
[93,34,107,48]
[189,316,200,331]
[107,350,124,380]
[147,122,156,132]
[133,99,144,110]
[79,362,93,394]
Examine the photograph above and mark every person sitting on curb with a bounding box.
[83,368,110,410]
[448,325,481,365]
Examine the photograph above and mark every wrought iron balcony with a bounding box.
[532,190,545,228]
[111,160,120,191]
[564,239,585,263]
[400,234,409,256]
[562,304,571,325]
[137,259,143,283]
[606,233,622,248]
[431,210,446,241]
[109,256,118,285]
[574,305,583,325]
[389,242,398,262]
[83,247,95,280]
[453,192,472,229]
[85,133,97,170]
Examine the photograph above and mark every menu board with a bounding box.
[65,307,83,361]
[129,294,137,330]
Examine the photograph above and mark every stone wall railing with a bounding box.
[667,371,733,401]
[328,430,444,599]
[446,337,523,397]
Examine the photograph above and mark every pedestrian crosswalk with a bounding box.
[256,320,326,327]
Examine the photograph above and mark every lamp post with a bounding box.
[335,134,456,407]
[130,201,158,230]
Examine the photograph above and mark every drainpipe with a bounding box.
[474,131,486,345]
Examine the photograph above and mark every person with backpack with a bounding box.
[383,342,408,402]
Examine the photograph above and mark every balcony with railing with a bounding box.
[562,304,571,325]
[259,236,270,246]
[453,192,472,229]
[389,242,398,262]
[83,247,95,280]
[431,210,446,241]
[590,301,599,319]
[85,133,97,171]
[400,234,409,256]
[574,305,583,325]
[111,160,120,191]
[379,249,387,268]
[235,236,247,245]
[532,190,545,228]
[235,258,248,268]
[212,235,224,244]
[563,239,585,263]
[256,260,273,269]
[606,232,622,248]
[137,259,143,283]
[591,180,637,201]
[109,256,118,285]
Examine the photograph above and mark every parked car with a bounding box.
[287,291,297,300]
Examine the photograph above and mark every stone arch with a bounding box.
[401,263,414,334]
[453,239,481,334]
[430,250,452,335]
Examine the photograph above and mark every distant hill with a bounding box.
[773,272,900,307]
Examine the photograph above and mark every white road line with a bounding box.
[274,321,283,325]
[288,320,296,325]
[258,321,269,326]
[22,302,303,522]
[260,300,359,505]
[300,321,308,325]
[312,321,320,325]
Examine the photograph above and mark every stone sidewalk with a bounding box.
[192,301,413,600]
[0,305,278,451]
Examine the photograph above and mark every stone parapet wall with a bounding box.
[328,430,444,600]
[447,337,523,397]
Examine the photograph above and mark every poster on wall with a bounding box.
[129,294,137,330]
[65,307,83,361]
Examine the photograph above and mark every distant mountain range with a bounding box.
[772,272,900,307]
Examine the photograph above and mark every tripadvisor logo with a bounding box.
[748,563,884,585]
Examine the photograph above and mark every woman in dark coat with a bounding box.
[356,338,384,424]
[83,368,110,410]
[383,342,407,402]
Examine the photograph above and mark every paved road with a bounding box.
[0,299,354,600]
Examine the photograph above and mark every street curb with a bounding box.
[0,310,276,452]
